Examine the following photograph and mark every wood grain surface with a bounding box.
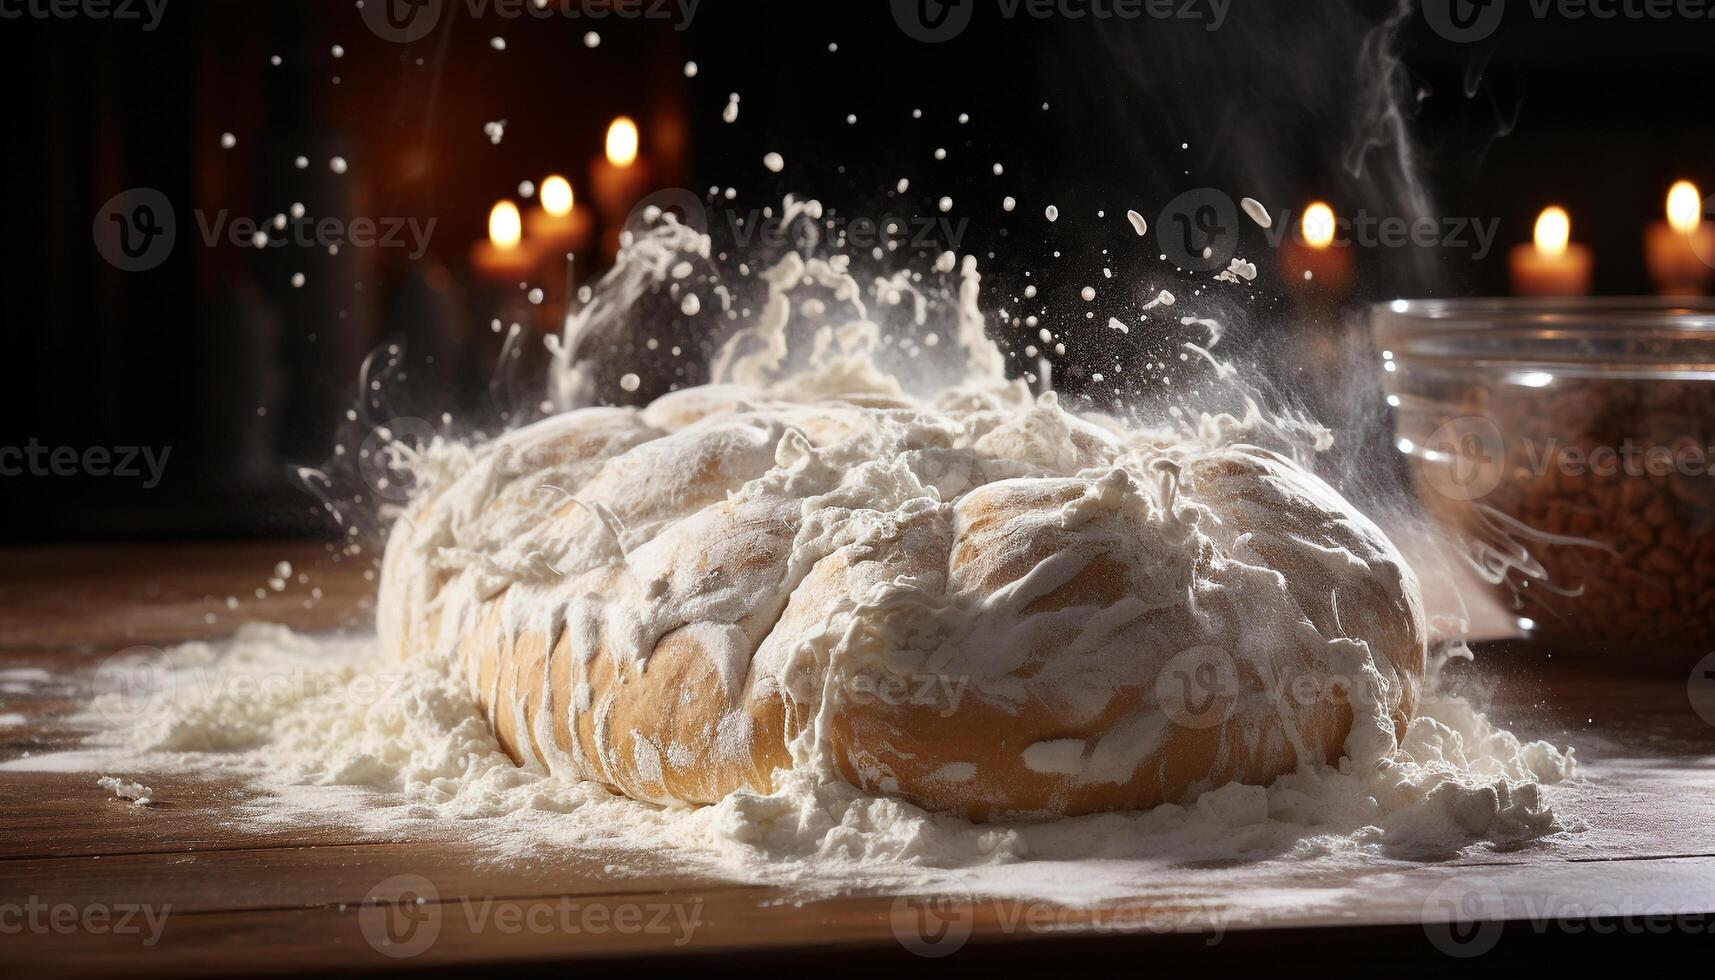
[2,542,1712,975]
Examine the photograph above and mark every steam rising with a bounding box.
[1067,0,1443,294]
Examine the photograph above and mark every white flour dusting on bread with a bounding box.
[377,361,1428,820]
[376,209,1443,820]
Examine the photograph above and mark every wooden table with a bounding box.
[3,543,1714,975]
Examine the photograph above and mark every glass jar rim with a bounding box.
[1371,296,1715,376]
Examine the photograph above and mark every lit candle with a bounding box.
[1283,201,1354,300]
[1644,180,1714,296]
[1510,206,1592,297]
[526,175,595,255]
[469,200,539,282]
[590,116,651,260]
[608,116,638,164]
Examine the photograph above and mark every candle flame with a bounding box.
[541,176,574,217]
[488,200,522,249]
[1534,206,1570,258]
[1667,180,1702,235]
[605,117,639,168]
[1302,202,1336,250]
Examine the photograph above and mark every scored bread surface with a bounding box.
[379,381,1425,820]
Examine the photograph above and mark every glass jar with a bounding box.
[1373,297,1715,652]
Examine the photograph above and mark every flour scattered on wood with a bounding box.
[69,624,1580,904]
[97,775,154,805]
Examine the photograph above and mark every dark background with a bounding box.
[3,0,1712,543]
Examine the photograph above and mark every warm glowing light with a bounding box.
[1302,202,1336,250]
[605,117,639,168]
[541,176,575,217]
[1667,180,1702,235]
[1533,206,1570,258]
[488,200,522,249]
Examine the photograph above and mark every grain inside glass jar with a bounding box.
[1428,377,1715,645]
[1376,299,1715,653]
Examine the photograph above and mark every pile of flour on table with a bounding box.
[77,622,1578,904]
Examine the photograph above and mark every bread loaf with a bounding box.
[378,380,1425,819]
